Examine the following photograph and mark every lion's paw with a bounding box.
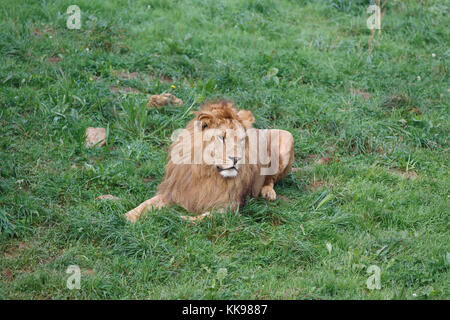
[261,186,277,201]
[125,210,139,223]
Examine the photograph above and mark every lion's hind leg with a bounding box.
[125,194,168,223]
[260,129,294,201]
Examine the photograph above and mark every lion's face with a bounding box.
[204,121,247,178]
[191,101,255,179]
[161,101,262,213]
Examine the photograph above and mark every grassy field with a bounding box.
[0,0,449,299]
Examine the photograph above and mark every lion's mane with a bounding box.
[156,101,264,213]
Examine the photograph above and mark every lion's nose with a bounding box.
[229,157,241,165]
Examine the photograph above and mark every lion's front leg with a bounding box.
[125,194,168,223]
[260,129,294,201]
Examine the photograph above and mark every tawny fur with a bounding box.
[125,101,294,222]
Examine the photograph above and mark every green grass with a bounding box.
[0,0,449,299]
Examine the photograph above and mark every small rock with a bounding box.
[85,127,106,148]
[146,93,183,107]
[95,194,119,201]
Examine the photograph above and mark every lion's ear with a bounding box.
[237,110,255,129]
[197,112,214,130]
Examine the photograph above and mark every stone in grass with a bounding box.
[95,194,119,201]
[146,93,183,108]
[85,127,106,148]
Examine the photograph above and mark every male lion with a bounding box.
[125,101,294,222]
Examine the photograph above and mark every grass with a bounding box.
[0,0,449,299]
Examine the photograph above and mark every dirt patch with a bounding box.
[95,194,119,201]
[306,180,327,191]
[46,56,61,64]
[351,88,371,100]
[409,107,422,115]
[303,151,336,165]
[84,269,95,275]
[271,216,284,226]
[159,75,173,83]
[32,27,57,37]
[3,242,30,259]
[146,73,174,83]
[389,169,418,180]
[113,70,173,83]
[115,71,139,80]
[1,269,14,282]
[381,93,411,110]
[316,157,335,165]
[110,85,141,94]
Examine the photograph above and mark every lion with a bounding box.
[125,101,294,222]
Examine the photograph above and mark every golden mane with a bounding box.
[156,101,264,213]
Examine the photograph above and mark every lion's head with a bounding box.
[193,101,255,178]
[158,101,263,213]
